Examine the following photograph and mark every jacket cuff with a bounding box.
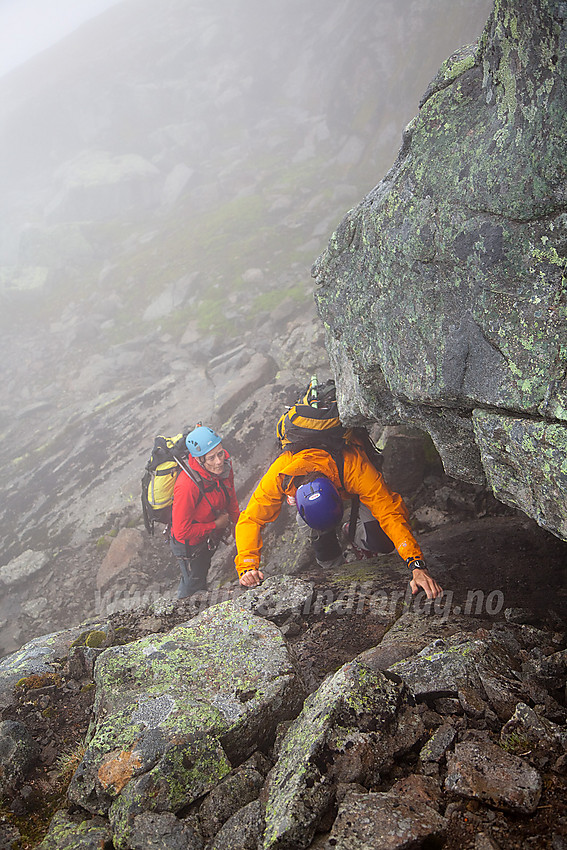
[235,557,259,577]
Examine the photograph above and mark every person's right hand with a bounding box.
[215,512,230,531]
[239,569,264,588]
[410,568,443,600]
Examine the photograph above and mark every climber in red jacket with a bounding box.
[171,426,239,599]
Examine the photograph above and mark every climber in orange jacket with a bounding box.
[234,445,442,599]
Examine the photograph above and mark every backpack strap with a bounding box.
[346,495,360,542]
[141,470,155,535]
[281,447,348,494]
[330,447,360,543]
[175,457,206,512]
[331,449,345,489]
[175,457,233,519]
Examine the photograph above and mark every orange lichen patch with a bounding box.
[97,749,143,793]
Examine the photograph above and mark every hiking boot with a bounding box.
[315,552,346,569]
[349,541,376,560]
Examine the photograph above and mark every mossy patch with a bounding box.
[15,672,61,692]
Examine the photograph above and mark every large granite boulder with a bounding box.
[313,0,567,541]
[67,601,305,849]
[262,659,423,850]
[388,628,529,720]
[0,621,108,710]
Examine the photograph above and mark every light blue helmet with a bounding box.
[186,426,222,457]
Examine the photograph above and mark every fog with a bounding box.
[0,0,495,653]
[0,0,124,77]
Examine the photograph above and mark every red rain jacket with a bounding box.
[171,450,239,546]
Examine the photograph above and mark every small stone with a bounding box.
[326,791,447,849]
[199,768,264,841]
[433,697,462,715]
[458,685,487,719]
[0,550,49,586]
[475,832,501,850]
[242,751,272,778]
[0,823,21,849]
[445,740,542,813]
[420,724,457,763]
[128,811,203,850]
[390,774,442,811]
[0,721,39,796]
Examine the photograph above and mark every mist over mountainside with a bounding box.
[2,8,567,845]
[0,0,495,652]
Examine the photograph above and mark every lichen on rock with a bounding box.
[313,0,567,540]
[262,658,422,850]
[67,600,305,848]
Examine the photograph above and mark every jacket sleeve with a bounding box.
[172,473,215,543]
[343,448,423,564]
[234,455,289,576]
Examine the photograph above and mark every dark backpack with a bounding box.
[276,377,345,455]
[141,432,205,536]
[276,377,383,539]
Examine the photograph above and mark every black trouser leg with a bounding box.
[311,528,344,566]
[170,537,212,599]
[353,503,395,554]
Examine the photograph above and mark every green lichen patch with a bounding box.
[36,809,113,850]
[263,659,411,850]
[473,411,567,541]
[314,0,567,540]
[68,601,304,829]
[84,631,108,649]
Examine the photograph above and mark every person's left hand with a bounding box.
[410,568,443,600]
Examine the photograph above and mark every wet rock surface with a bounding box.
[314,0,567,542]
[0,0,493,660]
[445,740,543,814]
[0,574,565,849]
[263,660,420,850]
[326,789,448,849]
[0,4,564,848]
[68,602,304,847]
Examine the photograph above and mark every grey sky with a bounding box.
[0,0,124,77]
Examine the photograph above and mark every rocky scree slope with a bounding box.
[0,0,492,552]
[0,576,567,849]
[0,0,492,646]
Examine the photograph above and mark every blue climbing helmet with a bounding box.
[296,476,343,531]
[186,426,222,458]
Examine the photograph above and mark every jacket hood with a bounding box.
[277,448,343,495]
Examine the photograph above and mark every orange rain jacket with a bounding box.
[234,445,422,576]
